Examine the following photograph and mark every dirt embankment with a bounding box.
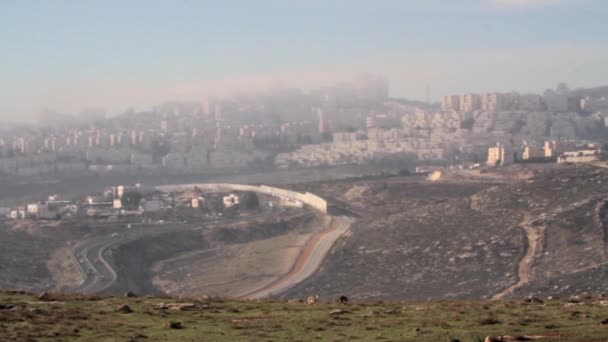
[109,230,210,295]
[0,222,66,292]
[109,213,316,296]
[242,214,348,299]
[210,214,313,244]
[152,213,324,297]
[153,233,312,297]
[46,245,85,292]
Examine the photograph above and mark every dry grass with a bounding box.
[1,291,608,341]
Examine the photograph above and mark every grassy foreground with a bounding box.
[1,292,608,341]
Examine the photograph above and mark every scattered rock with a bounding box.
[382,308,400,314]
[155,303,196,311]
[412,305,434,311]
[165,321,183,329]
[479,317,501,325]
[116,304,133,313]
[485,337,506,342]
[523,296,544,304]
[337,295,349,305]
[26,307,43,315]
[485,336,534,342]
[129,333,148,341]
[329,309,349,316]
[371,308,400,315]
[175,303,196,311]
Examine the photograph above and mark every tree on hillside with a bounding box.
[122,191,143,211]
[240,192,260,209]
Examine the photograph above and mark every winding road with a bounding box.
[71,223,192,294]
[69,183,352,298]
[72,236,119,293]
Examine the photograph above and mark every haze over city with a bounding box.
[4,2,608,341]
[2,0,607,122]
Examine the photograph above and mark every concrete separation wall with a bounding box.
[156,183,328,214]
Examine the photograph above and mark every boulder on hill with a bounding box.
[116,304,133,313]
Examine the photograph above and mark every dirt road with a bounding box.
[493,211,541,300]
[239,216,352,299]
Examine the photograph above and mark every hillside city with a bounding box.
[1,76,607,182]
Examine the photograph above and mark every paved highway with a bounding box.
[72,235,120,293]
[69,213,287,294]
[70,223,194,294]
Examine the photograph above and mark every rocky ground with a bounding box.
[0,220,90,293]
[284,164,608,301]
[2,291,608,341]
[3,163,608,303]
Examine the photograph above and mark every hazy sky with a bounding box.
[1,0,607,121]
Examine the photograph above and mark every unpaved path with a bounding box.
[239,216,352,299]
[493,211,541,300]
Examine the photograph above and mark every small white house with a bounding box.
[223,194,240,208]
[27,203,41,215]
[10,210,26,220]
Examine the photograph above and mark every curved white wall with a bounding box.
[156,183,327,214]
